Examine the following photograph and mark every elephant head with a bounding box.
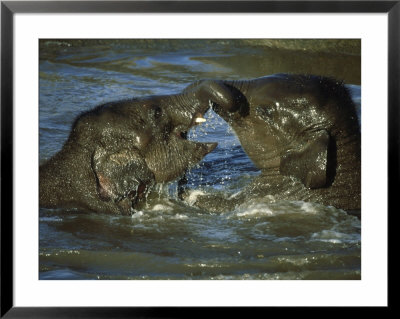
[39,80,235,214]
[189,74,361,211]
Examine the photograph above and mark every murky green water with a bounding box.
[39,39,361,280]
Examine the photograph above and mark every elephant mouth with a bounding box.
[173,112,213,140]
[146,111,217,183]
[172,111,218,155]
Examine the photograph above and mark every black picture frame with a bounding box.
[1,1,395,317]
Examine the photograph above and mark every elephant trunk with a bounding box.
[163,80,251,129]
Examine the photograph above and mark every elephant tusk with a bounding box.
[194,117,206,124]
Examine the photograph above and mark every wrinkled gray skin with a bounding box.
[188,74,361,212]
[39,81,238,215]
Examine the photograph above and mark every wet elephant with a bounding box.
[39,81,238,215]
[187,74,361,212]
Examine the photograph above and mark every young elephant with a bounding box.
[188,74,361,212]
[39,81,235,215]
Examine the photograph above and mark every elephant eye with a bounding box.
[153,106,162,120]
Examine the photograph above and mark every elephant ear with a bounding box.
[280,130,336,189]
[91,147,154,203]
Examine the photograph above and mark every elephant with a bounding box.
[185,74,361,212]
[39,80,240,215]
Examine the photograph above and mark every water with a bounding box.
[39,39,361,280]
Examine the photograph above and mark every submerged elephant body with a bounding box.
[190,74,361,211]
[39,81,240,214]
[40,74,361,214]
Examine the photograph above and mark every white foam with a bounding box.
[236,204,275,217]
[300,202,319,214]
[131,211,144,219]
[151,204,173,212]
[233,199,348,219]
[310,230,360,244]
[184,189,206,206]
[172,214,189,220]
